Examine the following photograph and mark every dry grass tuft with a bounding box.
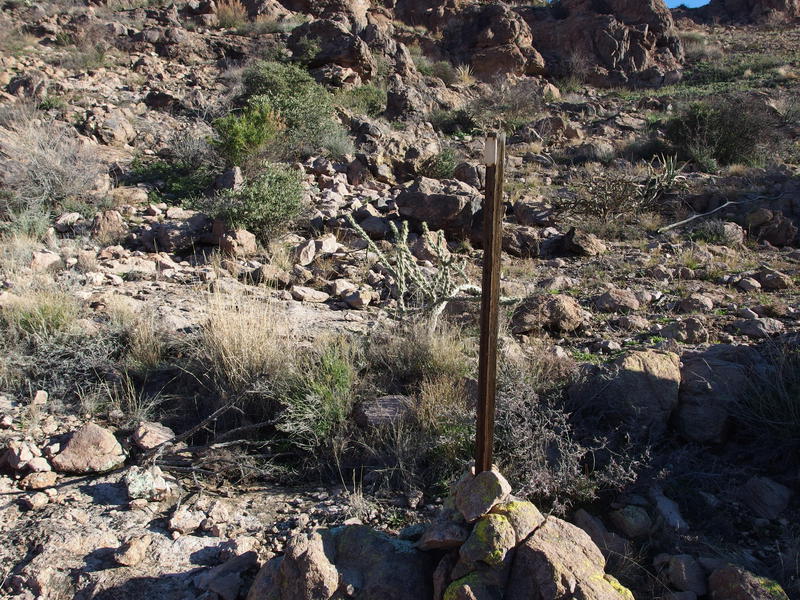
[1,288,80,337]
[197,292,289,392]
[106,297,164,371]
[216,0,248,28]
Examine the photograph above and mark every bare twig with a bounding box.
[657,199,754,233]
[140,401,238,462]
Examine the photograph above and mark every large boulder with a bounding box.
[569,350,681,441]
[395,177,482,241]
[139,213,213,253]
[51,423,126,474]
[511,294,586,335]
[288,19,376,80]
[505,517,634,600]
[675,344,771,443]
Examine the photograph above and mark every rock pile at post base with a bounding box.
[247,468,632,600]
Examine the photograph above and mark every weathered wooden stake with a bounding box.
[475,132,505,473]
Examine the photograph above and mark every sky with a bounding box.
[665,0,710,6]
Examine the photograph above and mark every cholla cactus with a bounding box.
[346,215,479,325]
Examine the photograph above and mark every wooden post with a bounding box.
[475,132,505,474]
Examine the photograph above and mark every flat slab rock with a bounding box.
[51,423,126,474]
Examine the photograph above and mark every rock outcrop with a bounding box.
[522,0,683,86]
[441,3,545,81]
[688,0,800,23]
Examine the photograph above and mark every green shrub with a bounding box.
[212,96,285,166]
[334,84,387,117]
[240,60,350,158]
[421,147,459,179]
[200,163,304,242]
[666,98,776,171]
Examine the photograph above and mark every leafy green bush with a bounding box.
[212,96,284,166]
[240,60,350,158]
[421,147,459,179]
[666,98,775,171]
[334,84,387,117]
[199,163,304,242]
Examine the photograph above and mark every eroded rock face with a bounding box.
[524,0,683,86]
[442,3,545,81]
[288,19,376,80]
[696,0,800,23]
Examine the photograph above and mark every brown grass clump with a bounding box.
[216,0,248,29]
[197,292,289,393]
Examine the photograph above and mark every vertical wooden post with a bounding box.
[475,132,505,474]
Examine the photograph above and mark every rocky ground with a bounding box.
[1,0,799,598]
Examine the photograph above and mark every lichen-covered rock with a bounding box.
[708,565,789,600]
[505,517,634,600]
[51,423,126,474]
[489,501,544,543]
[459,513,516,567]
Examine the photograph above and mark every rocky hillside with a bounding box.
[0,0,799,598]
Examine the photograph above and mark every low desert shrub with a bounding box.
[1,290,79,337]
[212,96,285,166]
[420,147,459,179]
[429,108,479,136]
[195,292,289,394]
[334,84,387,117]
[365,319,473,394]
[0,115,106,236]
[556,155,685,222]
[198,163,303,243]
[408,45,454,83]
[239,60,350,158]
[276,340,361,458]
[735,343,800,445]
[666,97,776,171]
[129,130,220,201]
[495,359,640,514]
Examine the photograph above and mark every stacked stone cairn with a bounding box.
[249,467,633,600]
